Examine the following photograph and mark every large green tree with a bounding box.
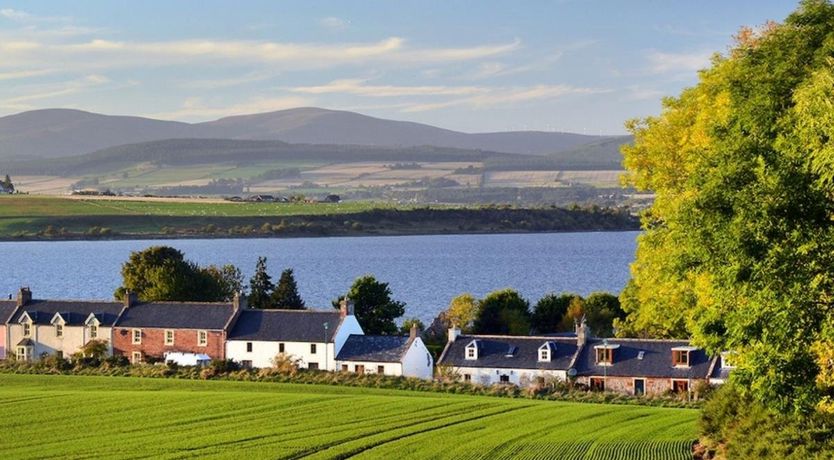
[617,0,834,414]
[473,289,531,335]
[531,293,577,334]
[271,268,305,309]
[248,257,274,309]
[114,246,239,302]
[333,275,405,335]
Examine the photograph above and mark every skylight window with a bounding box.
[638,351,645,360]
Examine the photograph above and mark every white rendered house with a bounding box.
[335,325,434,380]
[225,300,363,370]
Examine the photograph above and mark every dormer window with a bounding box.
[465,340,479,360]
[89,325,98,339]
[671,346,697,367]
[84,314,100,340]
[55,324,63,337]
[594,343,619,365]
[538,342,555,362]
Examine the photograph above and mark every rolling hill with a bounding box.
[0,107,623,161]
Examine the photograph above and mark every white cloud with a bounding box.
[290,79,486,97]
[646,50,712,74]
[3,74,111,106]
[319,17,349,31]
[401,84,606,112]
[0,8,32,21]
[0,69,55,80]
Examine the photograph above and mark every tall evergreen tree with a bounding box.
[271,268,305,309]
[248,257,274,309]
[332,275,405,335]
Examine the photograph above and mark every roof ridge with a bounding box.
[460,334,578,341]
[28,298,122,304]
[245,308,339,314]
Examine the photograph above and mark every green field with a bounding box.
[0,374,697,459]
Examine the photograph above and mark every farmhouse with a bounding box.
[335,324,434,380]
[225,299,362,370]
[112,293,242,364]
[437,326,580,386]
[572,337,713,395]
[6,288,125,361]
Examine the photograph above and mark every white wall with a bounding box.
[401,337,433,380]
[332,315,363,356]
[452,366,567,386]
[226,340,337,370]
[337,361,403,376]
[7,323,114,359]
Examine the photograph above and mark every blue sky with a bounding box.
[0,1,797,134]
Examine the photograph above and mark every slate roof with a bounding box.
[709,355,732,381]
[439,335,579,371]
[0,301,18,323]
[9,300,124,326]
[115,302,235,330]
[336,334,413,363]
[574,338,713,379]
[227,309,343,342]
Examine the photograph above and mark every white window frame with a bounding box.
[89,324,98,339]
[55,323,63,338]
[197,330,208,347]
[22,322,31,338]
[131,351,142,364]
[164,329,175,346]
[132,329,142,345]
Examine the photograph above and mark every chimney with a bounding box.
[124,290,138,309]
[576,315,590,347]
[233,292,247,310]
[448,325,461,343]
[409,323,419,340]
[16,287,32,307]
[339,297,354,318]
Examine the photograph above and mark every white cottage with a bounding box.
[225,300,363,370]
[437,327,580,386]
[335,325,434,380]
[7,288,124,361]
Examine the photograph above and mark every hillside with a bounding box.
[0,374,698,459]
[0,107,620,161]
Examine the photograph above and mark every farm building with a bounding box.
[335,324,434,380]
[225,299,363,370]
[112,293,243,364]
[437,326,579,386]
[6,288,125,361]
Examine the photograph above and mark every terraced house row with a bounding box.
[0,288,732,396]
[0,288,434,380]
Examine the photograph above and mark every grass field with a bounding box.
[0,374,697,459]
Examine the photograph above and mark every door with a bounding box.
[634,378,645,396]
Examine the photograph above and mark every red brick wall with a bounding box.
[112,327,226,361]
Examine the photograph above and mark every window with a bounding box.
[22,322,31,337]
[56,324,63,337]
[465,343,478,360]
[355,364,365,373]
[241,360,252,369]
[377,365,385,374]
[595,348,613,365]
[672,350,689,367]
[499,374,510,383]
[590,377,605,391]
[637,351,645,360]
[89,325,98,339]
[198,330,208,347]
[308,362,319,370]
[164,330,174,345]
[279,343,285,353]
[538,348,550,362]
[341,364,348,371]
[672,380,689,393]
[634,378,646,396]
[427,353,431,367]
[310,344,317,354]
[132,329,142,344]
[56,351,63,359]
[246,342,253,352]
[131,351,142,364]
[16,346,31,361]
[463,374,471,382]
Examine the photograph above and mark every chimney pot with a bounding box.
[340,297,354,318]
[124,291,138,309]
[409,323,419,340]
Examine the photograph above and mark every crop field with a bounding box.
[0,374,698,459]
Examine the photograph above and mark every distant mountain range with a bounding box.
[0,107,626,161]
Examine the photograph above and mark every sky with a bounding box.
[0,1,798,134]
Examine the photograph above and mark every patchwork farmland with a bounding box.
[0,374,697,459]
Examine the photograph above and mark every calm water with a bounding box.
[0,232,638,324]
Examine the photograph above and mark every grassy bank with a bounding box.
[0,373,697,459]
[0,195,639,240]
